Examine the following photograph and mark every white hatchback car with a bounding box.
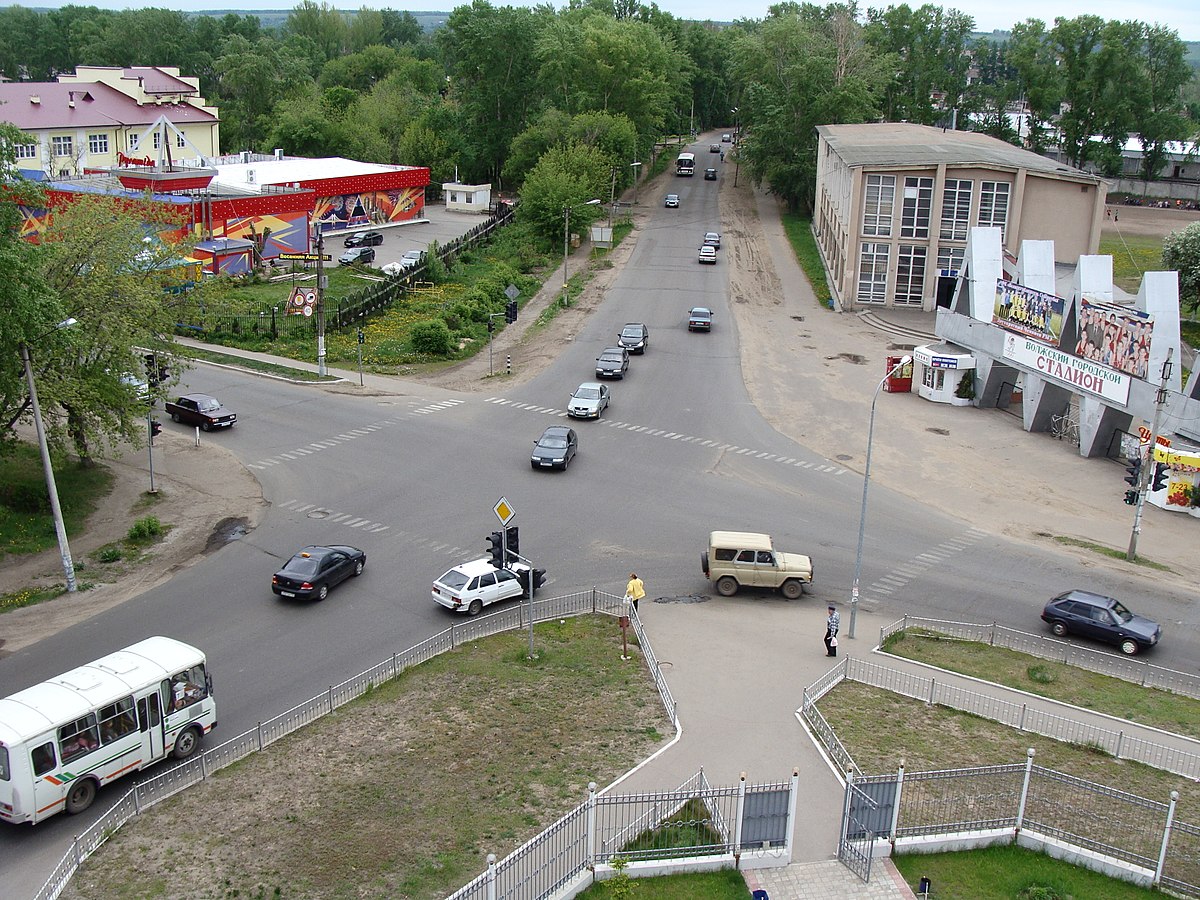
[568,382,610,419]
[431,558,530,616]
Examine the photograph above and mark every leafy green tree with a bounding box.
[504,109,575,188]
[380,9,423,47]
[1051,15,1109,169]
[214,34,318,151]
[1006,19,1061,154]
[30,193,194,464]
[516,142,611,245]
[1162,222,1200,314]
[345,7,385,53]
[267,85,348,157]
[1132,26,1194,181]
[285,0,349,63]
[732,3,890,212]
[319,44,405,92]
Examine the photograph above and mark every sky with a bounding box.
[17,0,1200,41]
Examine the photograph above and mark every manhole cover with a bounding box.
[836,454,853,461]
[308,508,332,519]
[926,427,950,436]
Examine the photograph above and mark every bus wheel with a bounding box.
[65,778,97,815]
[173,726,201,760]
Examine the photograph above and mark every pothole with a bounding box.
[204,517,250,553]
[926,427,950,436]
[836,454,853,461]
[791,315,805,322]
[826,353,867,365]
[654,594,709,604]
[307,508,332,519]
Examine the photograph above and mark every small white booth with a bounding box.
[913,342,976,406]
[442,182,492,213]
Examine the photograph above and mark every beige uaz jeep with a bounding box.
[700,531,814,599]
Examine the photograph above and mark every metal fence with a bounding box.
[843,755,1200,896]
[879,615,1200,699]
[34,588,666,900]
[448,770,798,900]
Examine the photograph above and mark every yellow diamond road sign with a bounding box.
[493,497,515,526]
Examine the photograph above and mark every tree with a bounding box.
[1162,222,1200,315]
[284,0,348,63]
[1132,25,1193,181]
[516,142,611,244]
[1005,19,1061,154]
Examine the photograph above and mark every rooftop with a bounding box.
[817,123,1099,183]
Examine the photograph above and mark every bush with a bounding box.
[96,546,123,563]
[410,320,454,355]
[127,516,163,542]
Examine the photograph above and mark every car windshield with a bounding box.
[600,354,622,363]
[539,438,568,450]
[283,556,320,577]
[1110,600,1133,622]
[621,327,641,338]
[438,569,470,590]
[198,398,220,412]
[574,387,599,400]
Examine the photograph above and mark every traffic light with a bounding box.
[531,568,548,596]
[150,419,162,439]
[1124,490,1139,505]
[487,531,504,568]
[1123,455,1142,487]
[505,525,519,562]
[1151,462,1169,492]
[144,353,159,386]
[487,319,495,334]
[505,300,518,324]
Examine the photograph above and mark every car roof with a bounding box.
[690,307,712,313]
[622,322,646,329]
[179,393,217,402]
[666,193,678,197]
[575,381,604,391]
[442,558,500,578]
[710,531,773,550]
[600,346,625,354]
[705,231,720,237]
[1053,589,1117,607]
[542,425,573,437]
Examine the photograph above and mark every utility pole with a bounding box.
[316,231,327,377]
[1128,348,1173,561]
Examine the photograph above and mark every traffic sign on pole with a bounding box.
[493,497,515,526]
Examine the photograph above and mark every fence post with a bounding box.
[506,355,511,375]
[585,782,598,869]
[257,721,264,751]
[451,622,456,649]
[392,652,397,678]
[485,852,497,900]
[840,771,855,851]
[928,677,936,706]
[889,760,905,845]
[733,772,747,861]
[74,835,82,867]
[990,622,996,646]
[592,586,597,613]
[1018,704,1026,732]
[328,685,334,713]
[1154,790,1178,885]
[785,767,800,860]
[1015,748,1035,835]
[201,750,208,780]
[1116,730,1124,759]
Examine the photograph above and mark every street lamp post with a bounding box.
[562,199,601,308]
[848,355,911,639]
[730,107,741,187]
[19,317,80,593]
[630,161,642,205]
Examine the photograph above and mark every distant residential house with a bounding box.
[0,66,220,179]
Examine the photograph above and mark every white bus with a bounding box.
[676,152,695,176]
[0,636,217,824]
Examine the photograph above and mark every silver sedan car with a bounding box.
[568,382,611,419]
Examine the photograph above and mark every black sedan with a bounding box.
[344,230,384,247]
[617,323,649,354]
[531,425,578,470]
[1040,589,1161,656]
[595,347,630,379]
[272,545,366,601]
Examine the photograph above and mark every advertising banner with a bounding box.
[1074,298,1153,380]
[286,285,317,317]
[993,279,1065,345]
[1002,333,1130,405]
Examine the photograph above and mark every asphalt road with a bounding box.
[3,164,1198,896]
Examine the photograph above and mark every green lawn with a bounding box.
[0,443,112,559]
[780,212,833,308]
[1099,233,1163,294]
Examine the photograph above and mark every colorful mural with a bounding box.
[216,210,310,258]
[314,187,424,233]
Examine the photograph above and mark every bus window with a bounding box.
[98,698,137,744]
[170,666,206,711]
[59,716,100,763]
[0,745,9,781]
[31,743,56,776]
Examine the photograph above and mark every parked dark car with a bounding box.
[688,307,713,331]
[531,425,578,470]
[704,168,717,180]
[1040,590,1161,656]
[595,347,630,379]
[339,246,376,266]
[272,545,366,601]
[617,323,649,354]
[343,230,383,247]
[165,394,236,431]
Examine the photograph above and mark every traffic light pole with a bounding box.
[1127,348,1173,562]
[147,407,157,494]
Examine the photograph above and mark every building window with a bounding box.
[895,246,927,305]
[51,136,73,157]
[14,142,37,160]
[923,366,945,392]
[857,243,890,303]
[862,174,895,237]
[940,179,972,241]
[900,176,933,239]
[937,246,965,275]
[152,132,161,150]
[978,180,1011,239]
[176,132,186,149]
[88,134,109,155]
[128,133,139,150]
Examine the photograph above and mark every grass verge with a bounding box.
[62,616,673,900]
[893,843,1165,899]
[178,344,338,382]
[780,212,833,309]
[0,445,113,558]
[577,868,751,898]
[880,630,1200,737]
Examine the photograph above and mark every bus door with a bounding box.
[138,690,165,760]
[28,738,63,823]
